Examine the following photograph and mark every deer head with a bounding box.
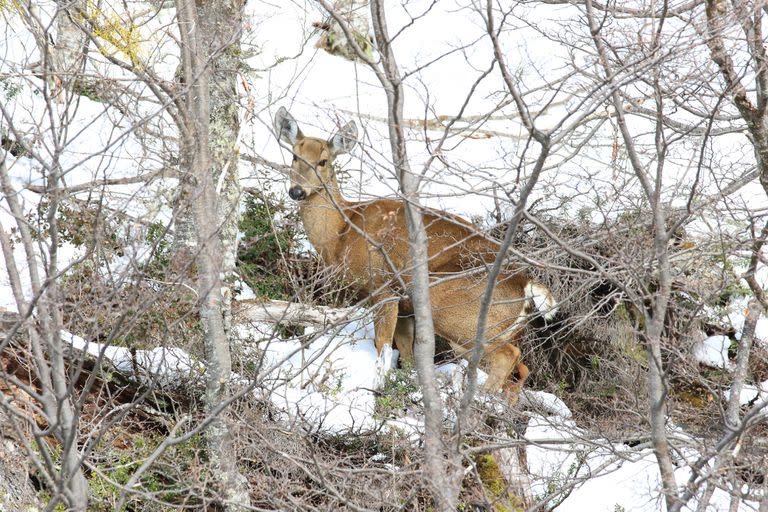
[273,107,358,201]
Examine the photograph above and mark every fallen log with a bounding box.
[235,299,356,327]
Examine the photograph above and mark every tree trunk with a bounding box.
[204,0,242,338]
[0,433,42,511]
[174,0,249,507]
[645,317,678,511]
[53,0,89,91]
[1,154,89,511]
[368,1,461,509]
[495,435,533,509]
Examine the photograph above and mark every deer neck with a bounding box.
[298,184,348,264]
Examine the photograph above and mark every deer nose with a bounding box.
[288,186,307,201]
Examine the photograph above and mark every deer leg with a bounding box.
[481,342,524,402]
[372,298,399,389]
[393,315,414,364]
[503,361,530,402]
[373,298,399,354]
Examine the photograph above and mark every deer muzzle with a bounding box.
[288,185,307,201]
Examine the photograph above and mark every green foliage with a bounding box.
[0,75,21,99]
[0,0,21,16]
[714,253,734,273]
[38,496,68,512]
[594,383,618,398]
[374,362,419,418]
[87,433,207,511]
[275,323,305,340]
[239,195,291,263]
[72,79,105,103]
[58,204,119,249]
[718,277,750,306]
[237,194,296,299]
[576,207,592,224]
[143,221,172,271]
[79,2,147,65]
[26,201,134,266]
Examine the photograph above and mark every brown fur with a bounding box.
[277,112,538,398]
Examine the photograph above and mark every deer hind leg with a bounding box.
[429,276,530,401]
[393,315,414,364]
[503,360,530,402]
[482,341,523,393]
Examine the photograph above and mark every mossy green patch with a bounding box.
[474,453,524,512]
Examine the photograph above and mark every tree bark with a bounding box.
[367,1,461,509]
[53,0,89,92]
[0,433,42,511]
[175,0,249,507]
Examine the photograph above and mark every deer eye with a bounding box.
[292,154,298,163]
[318,159,328,167]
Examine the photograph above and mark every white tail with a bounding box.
[525,281,558,320]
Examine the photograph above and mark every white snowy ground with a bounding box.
[1,1,767,510]
[60,305,761,512]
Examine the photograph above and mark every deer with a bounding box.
[273,106,557,400]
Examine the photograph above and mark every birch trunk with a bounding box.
[175,0,249,507]
[53,0,89,91]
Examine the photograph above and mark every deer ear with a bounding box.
[328,121,358,156]
[274,107,303,145]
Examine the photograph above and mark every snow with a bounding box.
[436,359,489,391]
[520,390,573,419]
[58,312,573,439]
[525,416,760,512]
[249,316,386,434]
[713,262,768,347]
[372,342,399,390]
[61,331,202,389]
[693,335,732,370]
[754,315,768,346]
[725,380,768,407]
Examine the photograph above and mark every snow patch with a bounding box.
[693,335,732,370]
[61,331,202,388]
[725,380,768,407]
[525,415,760,511]
[372,343,399,390]
[436,359,488,392]
[519,390,572,418]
